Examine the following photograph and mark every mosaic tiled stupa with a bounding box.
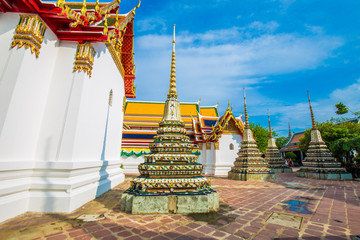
[121,25,219,214]
[228,89,277,181]
[296,92,352,180]
[265,110,292,173]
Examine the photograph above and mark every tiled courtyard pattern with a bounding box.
[1,169,360,240]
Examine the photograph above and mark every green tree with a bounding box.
[249,122,269,153]
[299,122,360,162]
[275,136,288,149]
[331,102,360,123]
[249,122,281,153]
[335,102,348,115]
[285,152,297,160]
[249,122,289,153]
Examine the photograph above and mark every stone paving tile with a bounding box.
[1,172,360,240]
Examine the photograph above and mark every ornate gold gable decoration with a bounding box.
[11,14,47,58]
[222,120,239,134]
[56,0,120,28]
[73,43,96,77]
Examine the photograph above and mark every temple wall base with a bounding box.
[271,168,293,173]
[121,155,143,174]
[228,171,277,181]
[120,191,219,214]
[296,171,353,180]
[0,160,125,223]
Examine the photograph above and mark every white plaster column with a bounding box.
[204,143,215,175]
[213,134,242,176]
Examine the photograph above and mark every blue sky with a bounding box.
[92,0,359,136]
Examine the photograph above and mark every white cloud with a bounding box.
[305,25,325,35]
[133,22,347,136]
[266,79,360,135]
[135,17,167,32]
[248,21,280,33]
[135,23,343,101]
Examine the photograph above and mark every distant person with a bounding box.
[289,159,293,167]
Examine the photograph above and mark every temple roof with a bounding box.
[1,0,138,97]
[280,131,304,152]
[121,100,219,154]
[206,107,244,142]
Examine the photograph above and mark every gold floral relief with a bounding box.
[11,14,47,58]
[73,43,96,77]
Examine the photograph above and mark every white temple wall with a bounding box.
[0,13,58,161]
[203,143,215,175]
[0,13,19,81]
[122,155,144,174]
[0,13,125,222]
[72,43,124,162]
[214,134,242,176]
[35,41,77,162]
[197,146,205,165]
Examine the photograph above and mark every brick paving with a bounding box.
[1,169,360,240]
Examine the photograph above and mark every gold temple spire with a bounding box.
[267,109,272,138]
[167,24,177,99]
[243,88,249,128]
[307,90,317,130]
[288,122,292,138]
[95,0,100,12]
[81,0,87,16]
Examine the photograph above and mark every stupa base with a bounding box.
[296,170,352,180]
[228,171,277,181]
[120,191,219,214]
[271,167,293,173]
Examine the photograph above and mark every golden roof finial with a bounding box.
[227,101,230,110]
[81,0,87,16]
[307,90,317,130]
[95,0,100,13]
[132,0,141,15]
[57,0,65,8]
[115,9,119,29]
[243,88,249,128]
[103,14,108,35]
[167,24,177,99]
[267,109,272,138]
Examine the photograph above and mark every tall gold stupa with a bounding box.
[296,92,352,180]
[121,25,219,214]
[228,89,277,181]
[265,110,292,173]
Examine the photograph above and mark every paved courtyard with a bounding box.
[1,169,360,240]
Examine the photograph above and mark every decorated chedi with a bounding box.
[296,92,352,180]
[265,110,292,173]
[121,25,219,214]
[228,89,277,181]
